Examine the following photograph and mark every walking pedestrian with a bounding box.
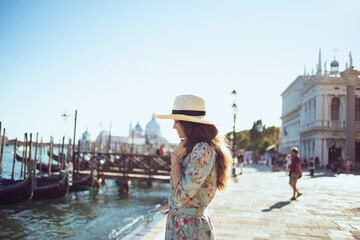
[308,157,315,177]
[272,153,280,171]
[345,156,351,175]
[336,156,342,175]
[314,156,320,170]
[289,147,302,201]
[154,95,232,240]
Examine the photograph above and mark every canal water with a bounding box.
[0,146,169,239]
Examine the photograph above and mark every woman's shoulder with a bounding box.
[192,142,214,153]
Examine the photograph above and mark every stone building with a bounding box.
[279,50,360,167]
[81,128,91,150]
[92,116,168,154]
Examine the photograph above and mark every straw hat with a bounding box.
[153,95,214,125]
[291,147,299,153]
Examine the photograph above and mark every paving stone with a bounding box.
[136,165,360,239]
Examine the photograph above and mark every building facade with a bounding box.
[92,116,168,154]
[279,50,360,167]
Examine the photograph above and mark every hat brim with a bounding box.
[153,114,214,125]
[291,147,299,152]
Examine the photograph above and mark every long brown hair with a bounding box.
[179,121,232,191]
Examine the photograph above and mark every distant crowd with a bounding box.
[235,152,354,176]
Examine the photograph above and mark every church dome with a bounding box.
[330,59,339,67]
[82,129,91,141]
[134,122,143,136]
[145,116,161,137]
[146,117,160,130]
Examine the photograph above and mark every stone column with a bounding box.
[323,139,328,167]
[341,69,360,162]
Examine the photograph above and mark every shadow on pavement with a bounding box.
[262,201,290,212]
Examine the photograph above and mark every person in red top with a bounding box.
[159,144,166,156]
[289,147,302,201]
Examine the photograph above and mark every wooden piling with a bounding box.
[49,137,53,176]
[91,142,95,153]
[61,136,65,169]
[67,139,72,166]
[58,139,61,167]
[39,138,43,175]
[34,133,38,172]
[99,137,102,153]
[12,138,17,180]
[20,133,25,177]
[28,133,32,178]
[77,139,81,174]
[23,133,28,178]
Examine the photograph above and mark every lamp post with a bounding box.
[231,90,238,177]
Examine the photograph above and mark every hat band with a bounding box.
[172,110,206,116]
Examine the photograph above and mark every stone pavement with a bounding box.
[138,165,360,239]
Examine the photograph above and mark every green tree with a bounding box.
[230,119,280,154]
[249,120,263,150]
[235,130,250,150]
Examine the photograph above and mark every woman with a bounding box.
[336,156,342,175]
[289,147,302,201]
[154,95,232,240]
[345,156,351,175]
[308,157,315,178]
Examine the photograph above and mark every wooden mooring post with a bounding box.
[39,138,43,176]
[34,133,38,176]
[48,137,53,176]
[60,136,65,169]
[12,138,17,180]
[28,133,32,178]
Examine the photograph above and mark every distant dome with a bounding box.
[135,122,142,131]
[82,129,91,141]
[145,117,161,137]
[331,59,339,67]
[134,122,143,137]
[146,117,160,130]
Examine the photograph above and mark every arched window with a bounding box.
[356,98,360,121]
[331,97,340,121]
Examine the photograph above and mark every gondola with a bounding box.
[32,171,70,200]
[47,150,65,162]
[16,154,61,173]
[0,174,34,205]
[70,172,94,192]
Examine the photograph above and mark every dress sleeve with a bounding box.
[172,142,215,206]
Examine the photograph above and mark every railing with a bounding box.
[73,151,171,183]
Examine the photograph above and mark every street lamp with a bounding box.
[231,90,238,177]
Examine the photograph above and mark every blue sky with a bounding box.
[0,0,359,143]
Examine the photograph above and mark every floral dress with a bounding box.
[165,142,217,240]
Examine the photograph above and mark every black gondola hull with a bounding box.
[0,176,33,205]
[31,173,69,200]
[70,173,93,192]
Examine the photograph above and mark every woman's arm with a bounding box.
[170,140,187,188]
[172,142,215,205]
